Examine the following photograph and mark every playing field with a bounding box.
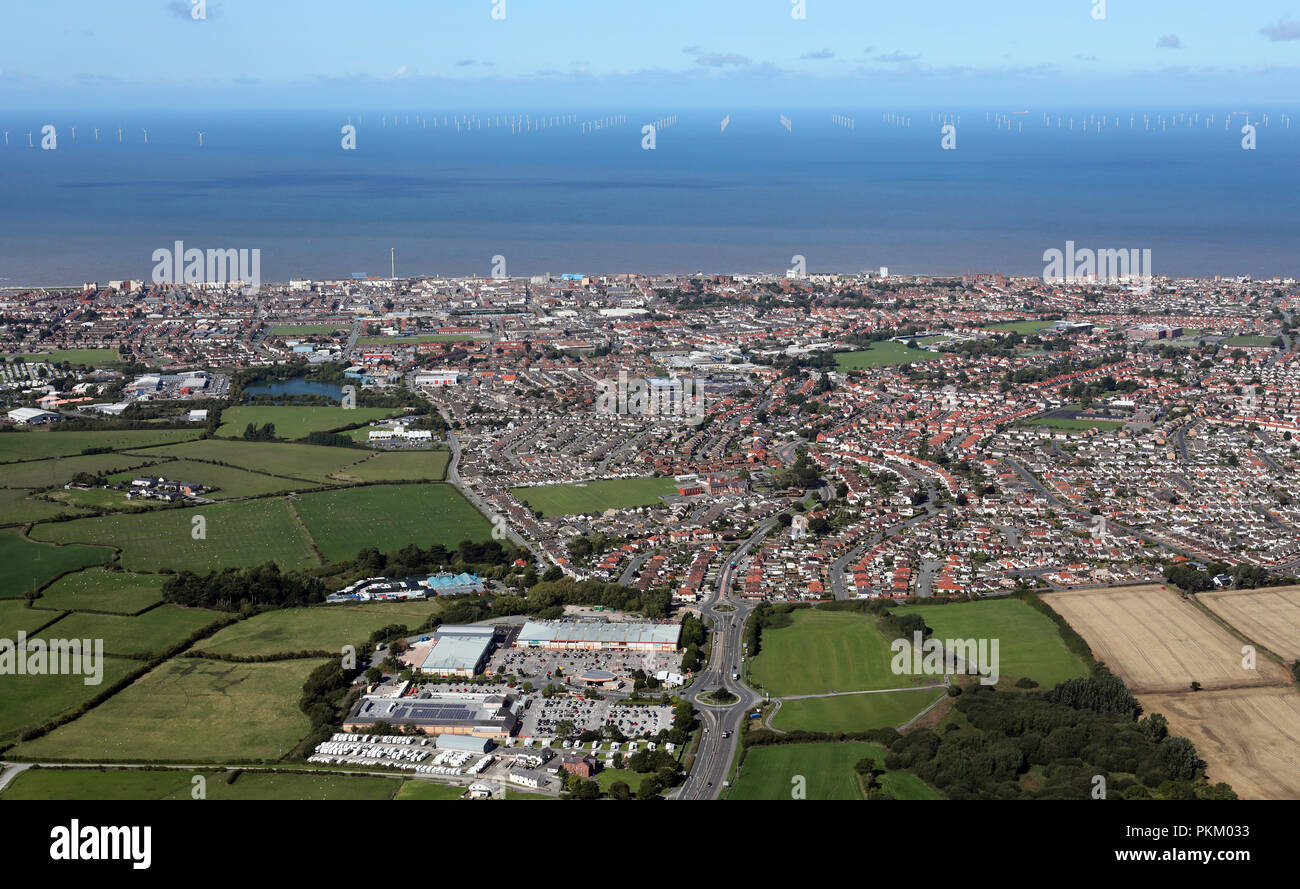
[510,477,678,517]
[1223,335,1277,347]
[293,483,493,560]
[269,324,349,335]
[0,656,139,740]
[0,428,200,464]
[358,334,479,344]
[106,459,305,499]
[984,320,1053,335]
[770,687,946,733]
[196,600,447,657]
[11,348,121,366]
[127,438,371,483]
[1023,416,1125,432]
[892,598,1088,688]
[1139,687,1300,800]
[393,780,471,800]
[728,741,941,801]
[29,498,320,573]
[832,342,945,371]
[748,609,924,697]
[36,606,224,657]
[1200,585,1300,662]
[0,452,161,489]
[0,767,407,801]
[33,569,167,615]
[0,528,111,599]
[329,450,449,483]
[1042,584,1291,693]
[217,405,401,440]
[16,658,329,761]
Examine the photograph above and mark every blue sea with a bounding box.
[0,109,1296,285]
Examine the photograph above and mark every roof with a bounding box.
[420,634,493,673]
[517,620,682,647]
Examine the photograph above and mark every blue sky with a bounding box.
[2,0,1298,108]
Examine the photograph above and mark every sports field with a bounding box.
[358,334,478,344]
[832,342,945,371]
[892,598,1088,688]
[984,320,1053,335]
[0,528,111,599]
[16,658,329,761]
[1139,687,1300,800]
[1223,335,1277,347]
[1023,416,1125,432]
[128,438,370,483]
[728,741,941,800]
[1200,585,1300,662]
[329,449,449,483]
[293,483,493,560]
[510,477,678,517]
[197,600,447,657]
[0,768,407,801]
[217,405,401,440]
[33,569,167,614]
[0,428,200,464]
[11,348,121,366]
[1043,584,1291,692]
[0,656,139,740]
[36,606,224,657]
[269,323,348,335]
[748,609,918,697]
[29,497,320,573]
[770,687,946,733]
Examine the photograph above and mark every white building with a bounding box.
[7,407,59,425]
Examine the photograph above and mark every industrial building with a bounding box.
[343,690,517,738]
[514,620,681,652]
[419,624,499,677]
[6,407,59,425]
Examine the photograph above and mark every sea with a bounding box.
[0,108,1296,286]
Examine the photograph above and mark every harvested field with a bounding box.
[1201,585,1300,663]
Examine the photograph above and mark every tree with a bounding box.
[637,775,663,799]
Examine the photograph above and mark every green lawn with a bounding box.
[983,320,1053,335]
[269,324,349,336]
[833,342,946,371]
[197,601,447,657]
[217,405,401,440]
[393,780,469,800]
[749,609,921,697]
[771,687,946,733]
[16,658,329,761]
[29,497,320,573]
[0,528,111,599]
[0,428,200,464]
[293,483,493,561]
[127,439,371,483]
[729,741,940,800]
[33,569,167,615]
[332,450,449,482]
[0,657,139,741]
[36,606,224,657]
[11,348,121,366]
[510,477,678,518]
[891,598,1088,688]
[105,459,306,499]
[1223,335,1278,347]
[0,768,405,800]
[0,452,162,489]
[1023,416,1125,432]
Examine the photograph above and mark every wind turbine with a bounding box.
[117,127,123,142]
[141,128,148,143]
[71,126,76,141]
[197,131,205,147]
[26,131,33,148]
[93,127,99,141]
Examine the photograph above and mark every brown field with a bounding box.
[1139,687,1300,799]
[1201,585,1300,663]
[1043,584,1290,693]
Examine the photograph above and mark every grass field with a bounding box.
[105,459,305,499]
[329,450,449,483]
[1223,335,1278,347]
[729,741,941,800]
[0,452,161,489]
[16,657,329,761]
[0,599,66,637]
[892,598,1088,688]
[11,348,121,365]
[0,528,111,599]
[197,601,446,657]
[1024,416,1125,432]
[216,405,401,440]
[358,334,479,345]
[749,609,922,697]
[1043,584,1291,692]
[33,569,167,614]
[0,768,406,800]
[293,483,493,560]
[510,477,678,517]
[770,688,946,733]
[29,497,320,573]
[832,342,945,371]
[37,606,224,657]
[0,488,93,525]
[128,439,371,483]
[1201,585,1300,662]
[0,656,139,740]
[984,320,1053,335]
[0,428,200,464]
[269,324,348,336]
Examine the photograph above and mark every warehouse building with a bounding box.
[514,620,681,652]
[343,691,517,738]
[419,625,498,677]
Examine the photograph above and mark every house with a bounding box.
[561,753,599,779]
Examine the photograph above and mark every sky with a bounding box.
[1,0,1298,109]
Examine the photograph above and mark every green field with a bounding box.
[728,741,941,800]
[833,341,945,371]
[129,439,370,483]
[392,780,470,800]
[293,483,493,560]
[984,320,1053,335]
[217,405,401,440]
[29,497,320,573]
[0,452,161,489]
[0,488,92,525]
[358,334,478,345]
[0,768,406,800]
[0,657,139,740]
[197,600,447,657]
[770,687,946,733]
[749,609,922,697]
[15,658,328,761]
[892,598,1088,688]
[0,428,200,464]
[1224,335,1278,347]
[269,324,349,336]
[36,606,224,657]
[33,569,167,614]
[0,529,111,599]
[0,599,65,637]
[332,450,449,482]
[10,348,121,366]
[1023,416,1125,432]
[510,477,678,517]
[106,459,305,499]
